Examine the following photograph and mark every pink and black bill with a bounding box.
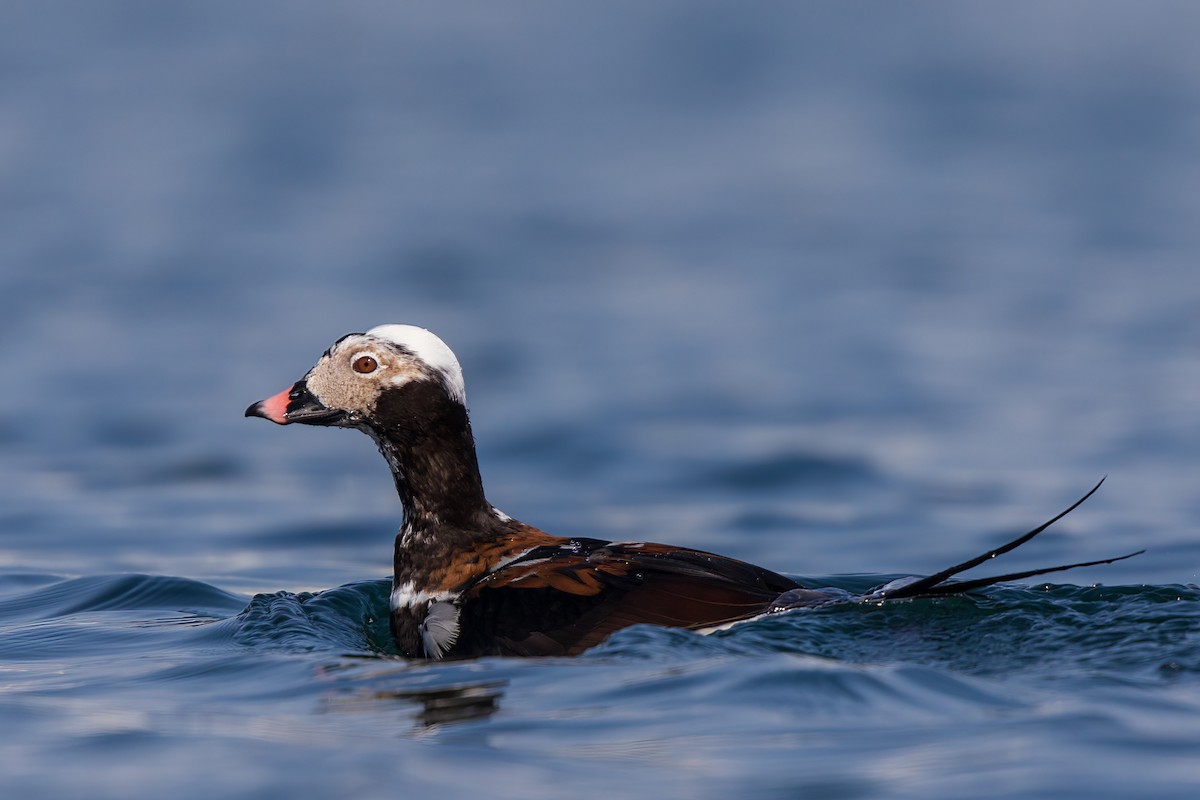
[244,381,346,426]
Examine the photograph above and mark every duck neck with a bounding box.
[367,382,492,540]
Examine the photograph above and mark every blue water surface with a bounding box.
[2,3,1199,798]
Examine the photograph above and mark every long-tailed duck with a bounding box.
[246,324,1140,659]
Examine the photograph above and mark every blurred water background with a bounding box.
[2,2,1199,798]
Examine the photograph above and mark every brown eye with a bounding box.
[352,355,378,374]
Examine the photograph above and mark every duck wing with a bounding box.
[451,539,802,657]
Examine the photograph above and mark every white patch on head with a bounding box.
[367,324,467,405]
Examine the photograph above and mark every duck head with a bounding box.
[245,324,467,430]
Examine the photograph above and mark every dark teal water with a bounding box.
[3,2,1200,798]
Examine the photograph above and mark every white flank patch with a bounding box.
[367,324,467,404]
[389,581,455,611]
[390,581,462,659]
[420,601,461,659]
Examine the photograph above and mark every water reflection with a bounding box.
[321,662,507,729]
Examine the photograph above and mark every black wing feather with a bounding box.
[870,478,1140,600]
